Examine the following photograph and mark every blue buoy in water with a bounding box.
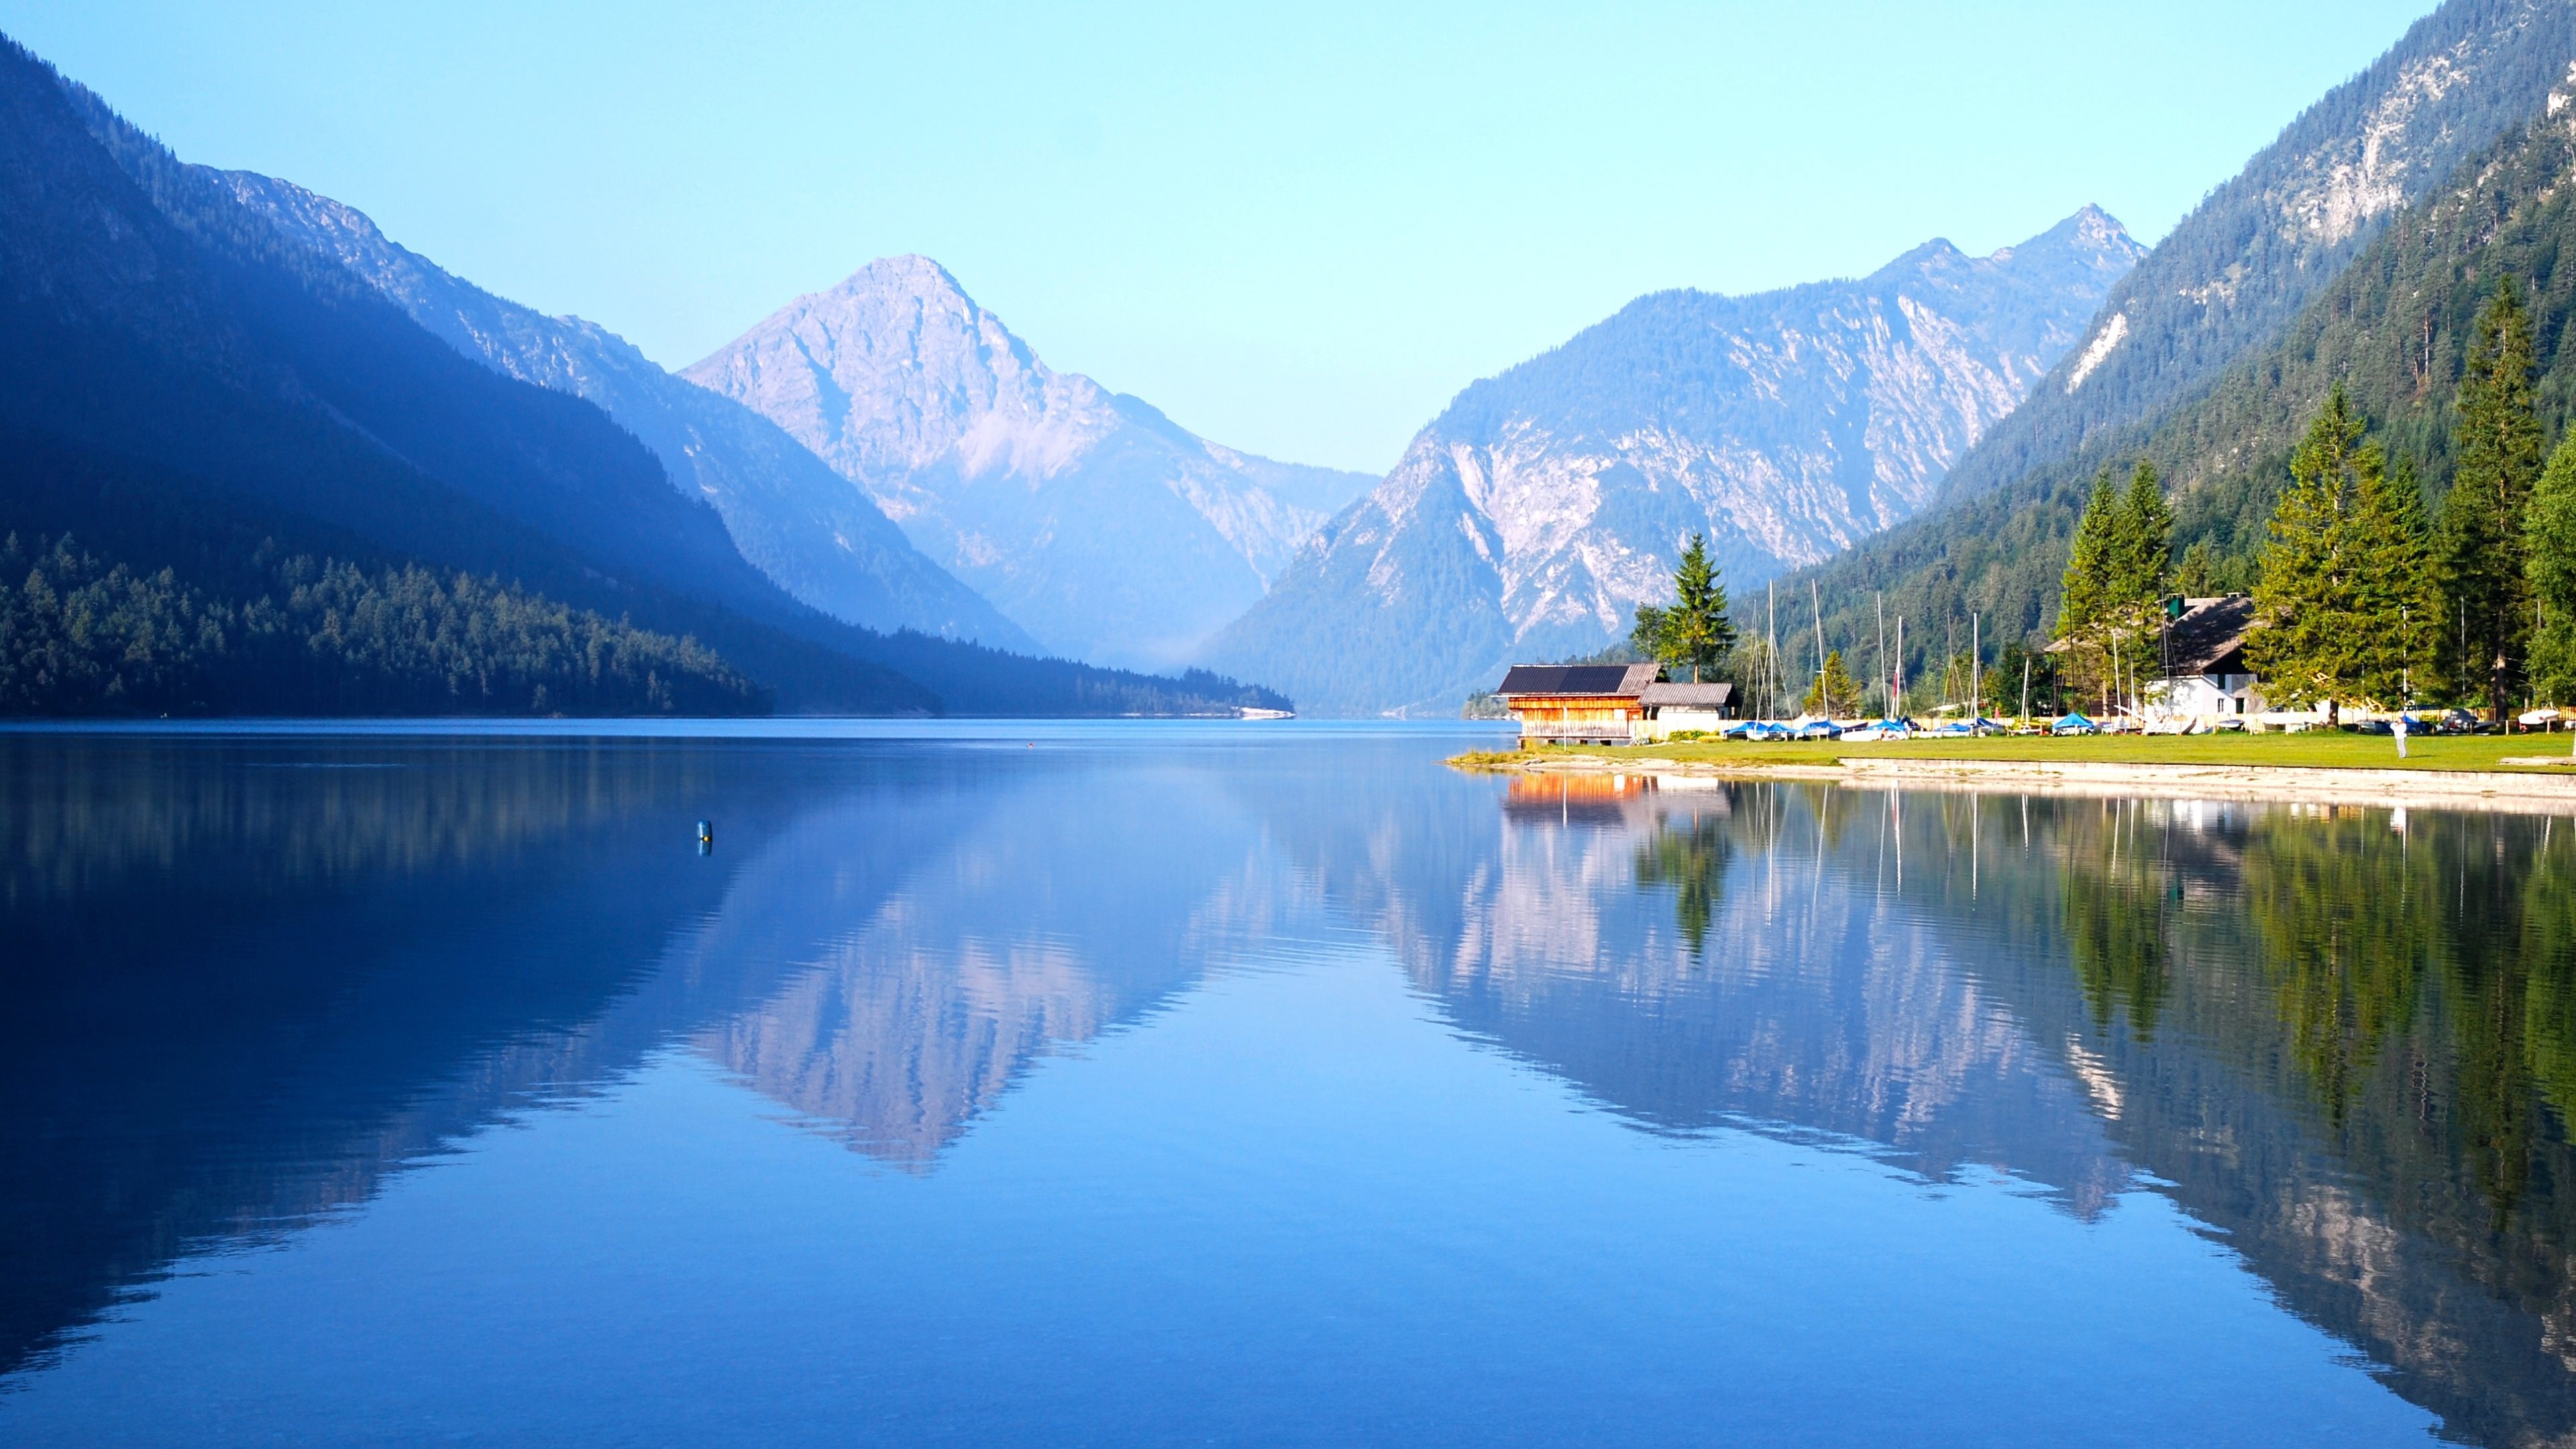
[696,819,713,855]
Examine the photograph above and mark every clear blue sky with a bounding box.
[2,1,2436,474]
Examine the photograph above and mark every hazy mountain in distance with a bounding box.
[683,256,1378,669]
[209,173,1035,653]
[1202,207,2143,716]
[0,35,1293,719]
[1,37,936,713]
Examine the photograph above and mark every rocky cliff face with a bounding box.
[682,256,1377,669]
[1926,0,2576,513]
[211,174,1032,651]
[1202,207,2142,716]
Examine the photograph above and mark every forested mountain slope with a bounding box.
[0,36,930,712]
[1780,0,2576,676]
[1919,91,2576,637]
[0,35,1285,716]
[684,256,1377,669]
[200,169,1034,653]
[1202,209,2139,716]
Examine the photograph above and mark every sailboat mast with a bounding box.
[1811,582,1827,716]
[1766,582,1778,720]
[1875,593,1887,718]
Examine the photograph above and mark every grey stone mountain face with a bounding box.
[1202,206,2143,717]
[1935,0,2576,509]
[682,256,1379,671]
[208,172,1035,653]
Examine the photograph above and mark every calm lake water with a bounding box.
[2,721,2572,1446]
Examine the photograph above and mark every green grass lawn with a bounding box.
[1466,730,2576,773]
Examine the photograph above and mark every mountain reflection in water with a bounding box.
[2,728,2572,1446]
[1443,776,2576,1449]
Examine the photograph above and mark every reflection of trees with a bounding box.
[2239,813,2443,1133]
[1631,816,1731,959]
[2234,812,2566,1229]
[2522,846,2576,1130]
[2059,853,2171,1042]
[1996,800,2576,1446]
[0,737,789,1381]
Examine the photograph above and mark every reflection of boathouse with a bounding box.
[1501,771,1662,828]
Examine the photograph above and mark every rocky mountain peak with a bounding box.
[686,258,1377,669]
[1202,206,2139,716]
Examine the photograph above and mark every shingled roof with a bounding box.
[2044,595,2256,676]
[1639,682,1733,708]
[2163,595,2256,676]
[1495,663,1661,697]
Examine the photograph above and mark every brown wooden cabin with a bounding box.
[1495,663,1662,745]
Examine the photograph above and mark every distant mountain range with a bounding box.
[11,0,2569,718]
[207,173,1034,653]
[683,257,1377,669]
[1203,208,2143,716]
[0,36,1287,717]
[1781,0,2576,678]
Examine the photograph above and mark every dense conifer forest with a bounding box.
[0,533,764,716]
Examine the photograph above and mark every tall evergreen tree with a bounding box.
[1631,533,1736,682]
[2247,386,2430,721]
[2371,451,2439,707]
[2053,462,2169,712]
[2112,462,2175,608]
[2054,470,2123,700]
[2438,276,2544,718]
[2525,435,2576,704]
[2112,462,2174,707]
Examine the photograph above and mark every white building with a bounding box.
[1635,682,1735,741]
[2045,594,2266,722]
[2148,595,2264,720]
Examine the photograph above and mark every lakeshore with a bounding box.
[1450,732,2576,813]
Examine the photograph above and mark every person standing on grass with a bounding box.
[2394,710,2408,759]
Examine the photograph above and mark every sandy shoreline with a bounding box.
[1484,752,2576,814]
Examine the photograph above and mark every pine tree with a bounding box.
[1636,533,1737,682]
[2367,451,2438,708]
[2247,385,2428,722]
[2525,435,2576,704]
[2438,276,2544,718]
[1627,604,1667,661]
[2112,462,2174,609]
[2054,470,2122,698]
[2052,462,2169,713]
[1802,649,1862,717]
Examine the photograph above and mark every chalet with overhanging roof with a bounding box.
[2157,594,2263,718]
[2044,594,2265,720]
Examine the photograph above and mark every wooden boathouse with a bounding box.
[1495,663,1661,746]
